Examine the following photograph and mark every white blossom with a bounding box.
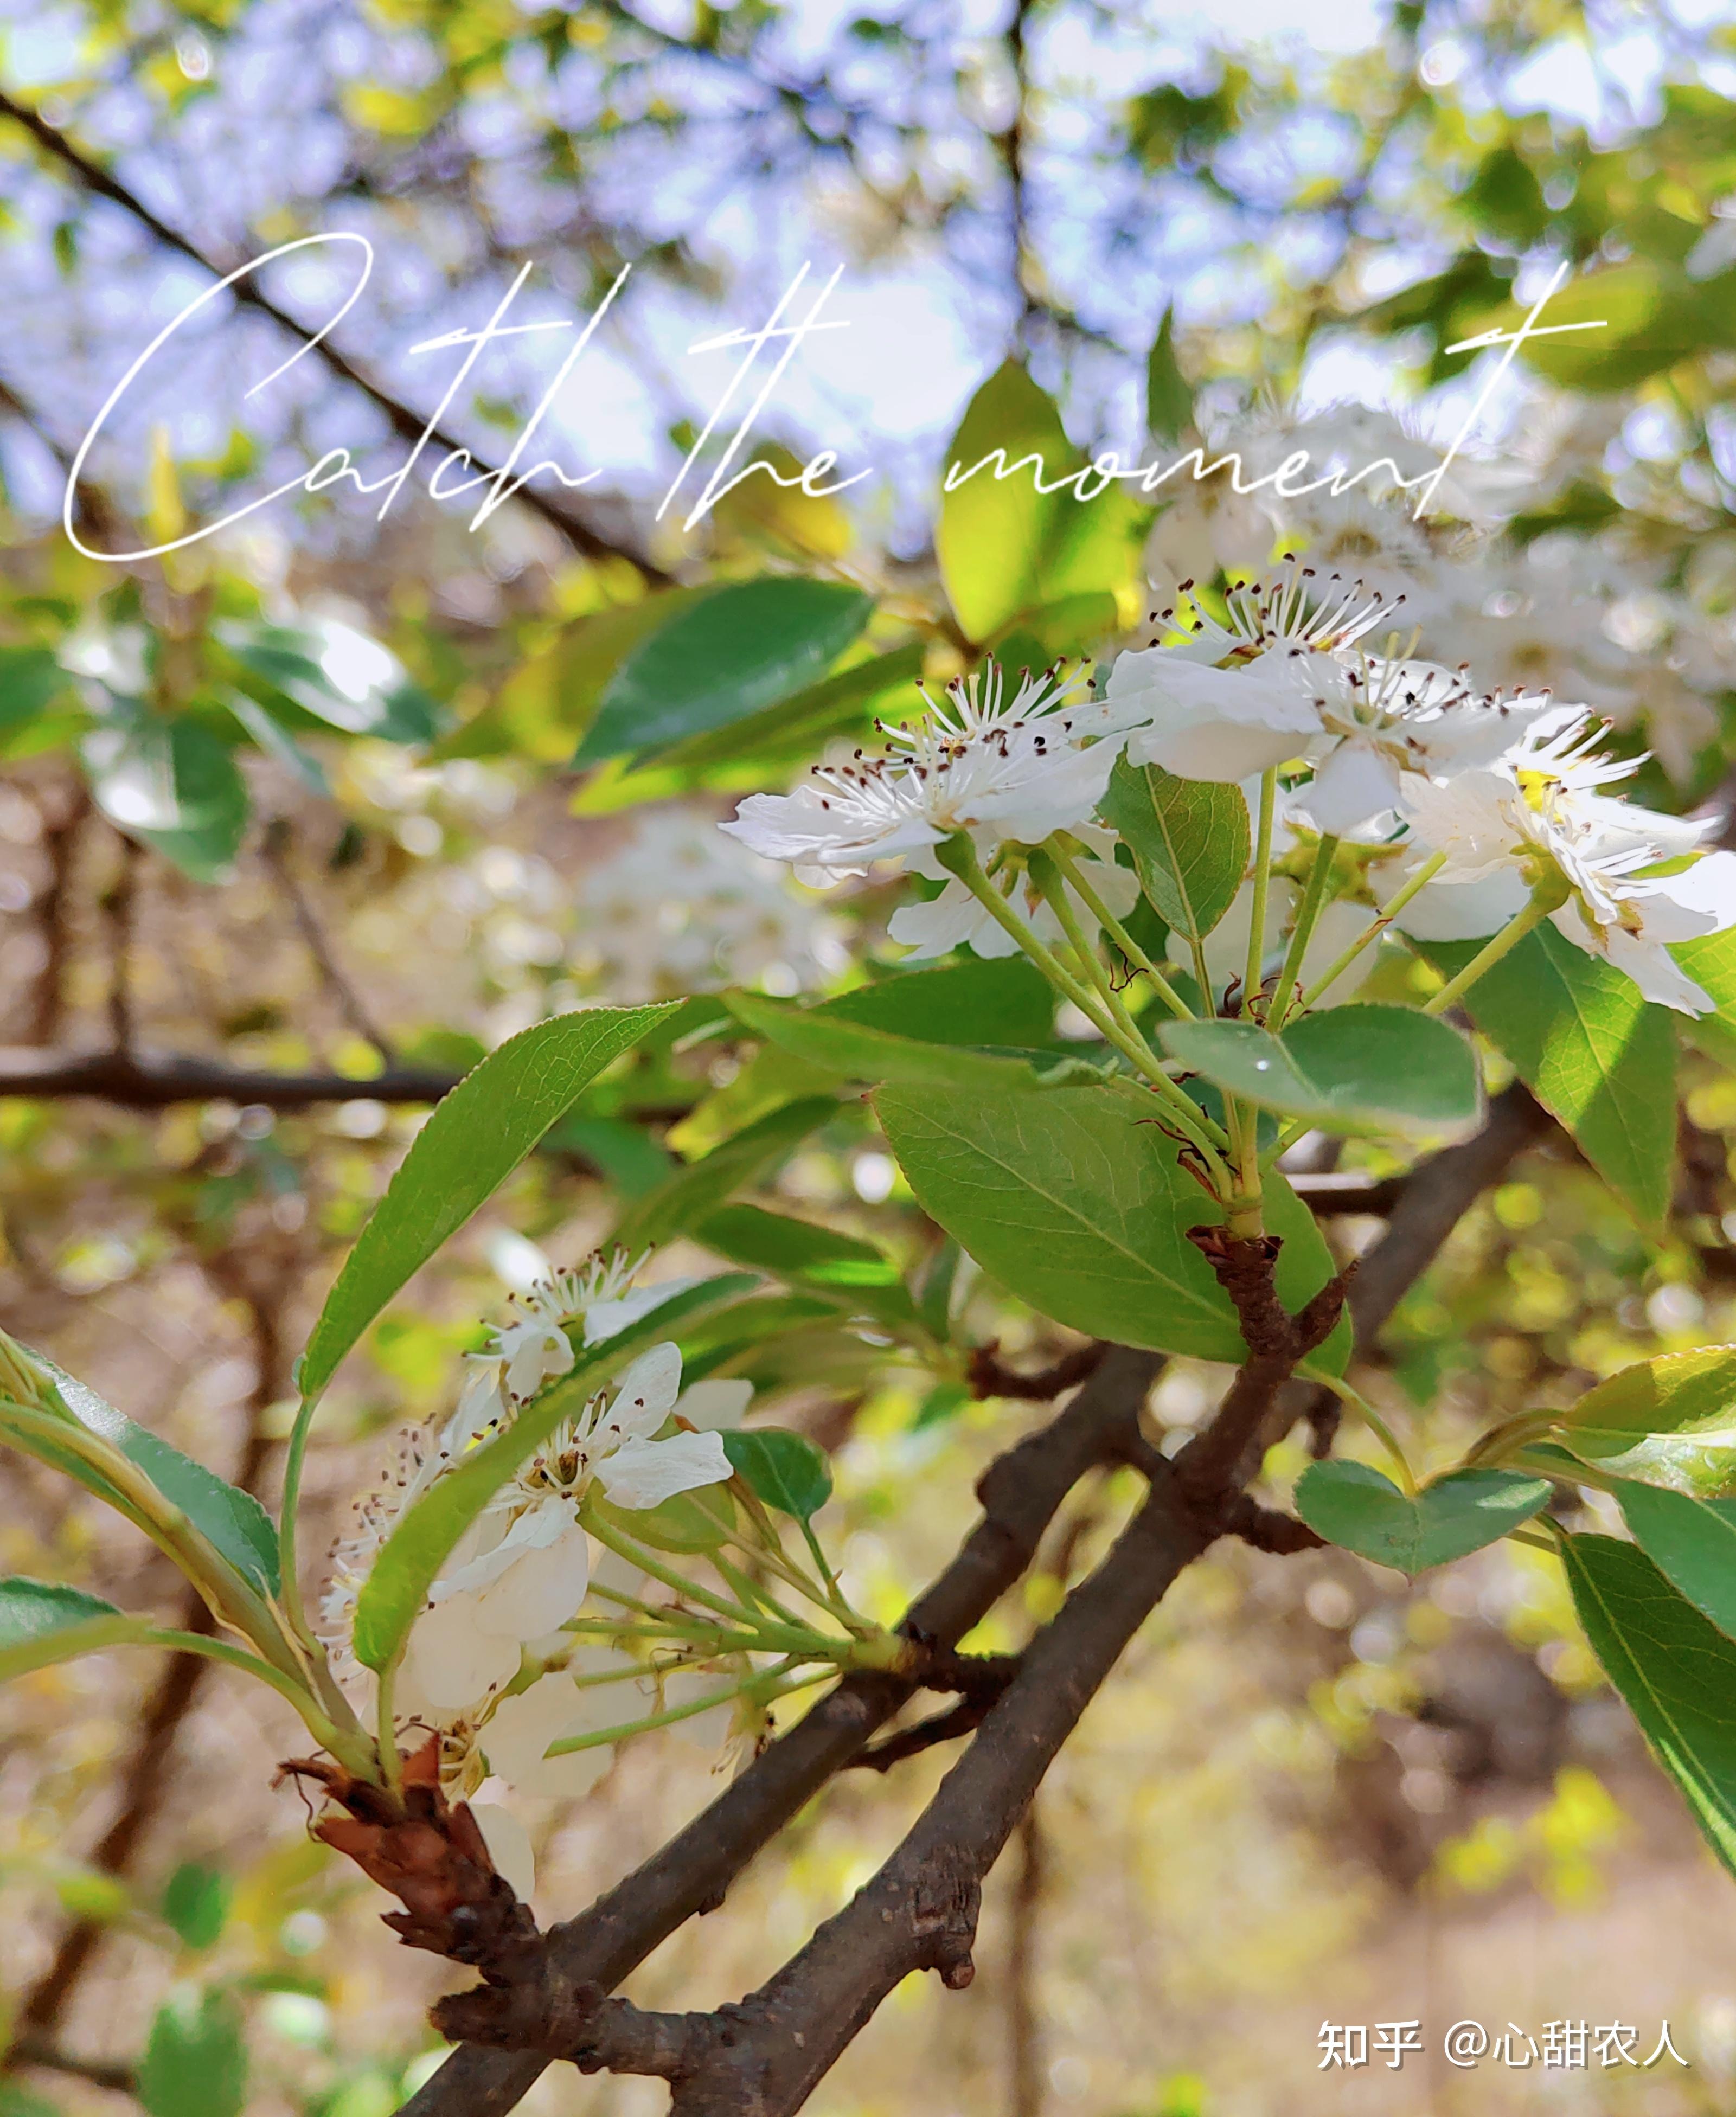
[1291,657,1555,842]
[721,664,1133,885]
[1105,564,1393,783]
[1395,713,1736,1013]
[322,1257,741,1716]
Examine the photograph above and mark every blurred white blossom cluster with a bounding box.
[572,809,850,1000]
[1148,403,1736,784]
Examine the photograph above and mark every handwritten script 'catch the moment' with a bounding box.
[61,240,1604,564]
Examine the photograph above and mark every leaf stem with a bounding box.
[1298,1364,1418,1496]
[935,836,1233,1179]
[277,1395,318,1647]
[582,1511,765,1626]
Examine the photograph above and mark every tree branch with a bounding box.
[399,1345,1163,2117]
[0,1046,461,1108]
[450,1459,1210,2110]
[262,818,398,1066]
[0,91,672,583]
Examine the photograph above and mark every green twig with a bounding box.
[1244,769,1277,1019]
[1297,852,1447,1012]
[1421,893,1557,1017]
[1268,835,1340,1029]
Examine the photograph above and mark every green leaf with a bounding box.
[696,1203,915,1331]
[0,1575,122,1644]
[1556,1347,1736,1461]
[627,639,924,778]
[138,1990,247,2117]
[612,1095,840,1255]
[590,1483,735,1554]
[1293,1462,1550,1574]
[350,1277,752,1670]
[1612,1481,1736,1642]
[575,579,873,765]
[725,989,1046,1094]
[1099,755,1248,942]
[874,1081,1348,1368]
[1562,1532,1736,1876]
[818,958,1055,1047]
[1421,925,1675,1224]
[300,1003,679,1398]
[695,1204,899,1287]
[161,1862,231,1950]
[222,623,438,745]
[1671,926,1736,1071]
[81,716,249,882]
[434,589,709,763]
[1158,1006,1483,1138]
[723,1427,832,1522]
[937,362,1143,644]
[46,1363,281,1596]
[1144,306,1193,440]
[1459,261,1691,394]
[0,644,74,736]
[0,1576,139,1683]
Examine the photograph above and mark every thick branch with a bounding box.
[0,91,671,582]
[6,2035,136,2093]
[511,1465,1210,2110]
[0,1047,460,1108]
[400,1345,1162,2117]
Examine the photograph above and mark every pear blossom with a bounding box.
[477,1254,704,1409]
[887,834,1139,961]
[322,1260,741,1716]
[1105,564,1393,782]
[1289,658,1555,842]
[720,664,1135,886]
[413,1342,731,1705]
[1394,713,1736,1014]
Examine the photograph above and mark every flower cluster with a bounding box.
[320,1256,748,1863]
[723,559,1736,1017]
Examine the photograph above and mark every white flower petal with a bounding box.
[1559,913,1716,1015]
[1387,866,1528,943]
[405,1595,521,1709]
[888,881,989,960]
[473,1524,591,1640]
[597,1429,732,1511]
[1129,714,1306,782]
[1296,742,1402,840]
[470,1802,536,1898]
[582,1279,703,1344]
[599,1342,684,1443]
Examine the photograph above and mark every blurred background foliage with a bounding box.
[4,0,1736,2110]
